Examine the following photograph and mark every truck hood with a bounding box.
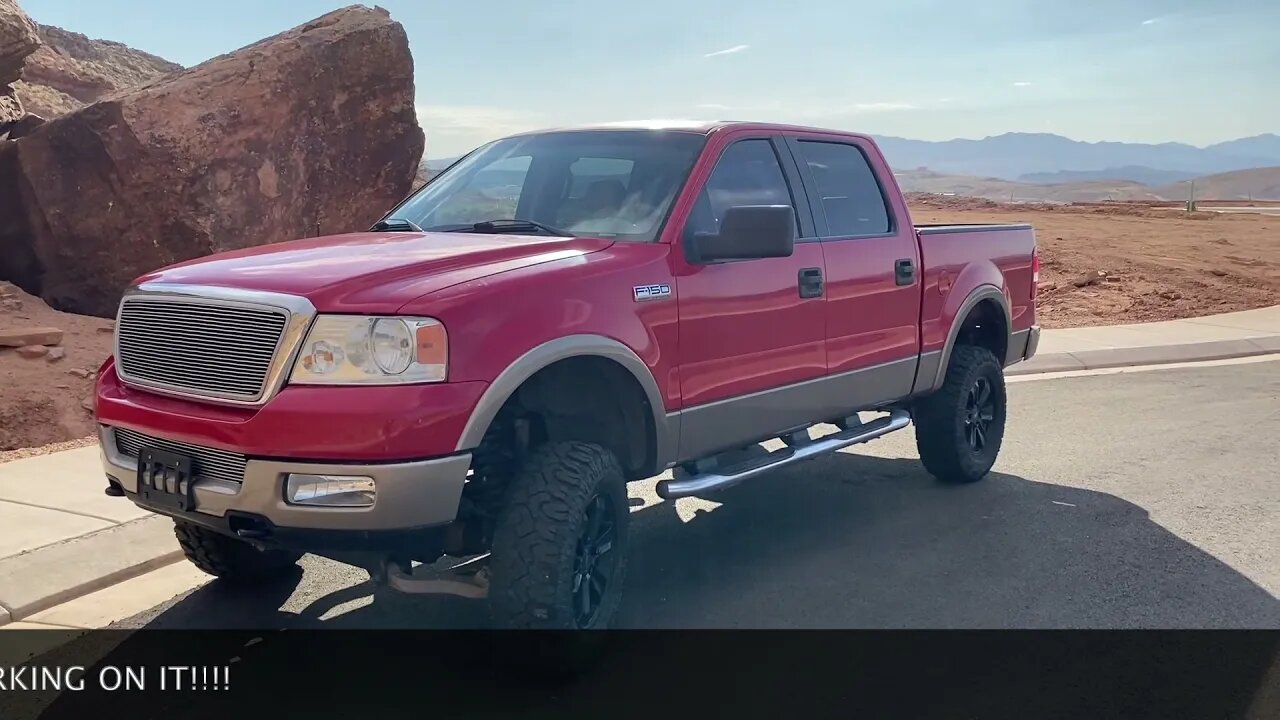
[137,232,614,312]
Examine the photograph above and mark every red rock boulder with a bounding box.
[0,5,424,316]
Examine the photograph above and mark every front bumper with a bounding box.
[95,361,487,461]
[100,425,470,532]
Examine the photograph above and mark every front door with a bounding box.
[670,135,827,459]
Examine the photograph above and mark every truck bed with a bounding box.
[915,222,1038,358]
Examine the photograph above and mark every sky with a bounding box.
[21,0,1280,158]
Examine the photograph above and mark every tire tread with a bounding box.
[173,521,300,582]
[488,441,628,629]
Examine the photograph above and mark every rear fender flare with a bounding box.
[928,284,1011,392]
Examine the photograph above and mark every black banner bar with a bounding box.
[1,630,1276,719]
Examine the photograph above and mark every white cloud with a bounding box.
[704,44,750,58]
[1141,18,1159,25]
[1012,81,1033,87]
[415,105,544,157]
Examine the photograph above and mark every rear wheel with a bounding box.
[488,441,629,629]
[174,521,302,582]
[914,345,1006,483]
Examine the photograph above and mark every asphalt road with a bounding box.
[117,359,1280,630]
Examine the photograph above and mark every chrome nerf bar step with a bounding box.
[385,555,490,599]
[656,409,912,499]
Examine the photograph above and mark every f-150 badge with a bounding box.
[633,284,672,302]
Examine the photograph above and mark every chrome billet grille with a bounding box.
[117,299,288,401]
[114,427,247,486]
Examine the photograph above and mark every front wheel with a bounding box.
[488,441,630,629]
[913,345,1007,483]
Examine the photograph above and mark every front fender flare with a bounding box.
[454,335,677,473]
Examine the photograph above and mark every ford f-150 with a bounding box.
[95,120,1040,629]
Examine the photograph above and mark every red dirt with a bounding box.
[0,282,113,452]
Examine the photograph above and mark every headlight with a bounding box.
[289,315,447,385]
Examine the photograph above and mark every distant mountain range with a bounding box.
[895,166,1280,203]
[1017,166,1200,186]
[882,132,1280,201]
[872,132,1280,182]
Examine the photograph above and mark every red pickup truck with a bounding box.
[96,121,1039,629]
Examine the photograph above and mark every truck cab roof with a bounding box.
[504,119,876,143]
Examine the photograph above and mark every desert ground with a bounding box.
[0,282,111,457]
[2,200,1278,453]
[911,196,1279,328]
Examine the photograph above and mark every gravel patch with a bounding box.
[0,435,98,464]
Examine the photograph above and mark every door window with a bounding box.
[684,139,799,241]
[794,140,891,236]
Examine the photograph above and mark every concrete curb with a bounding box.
[1008,336,1280,376]
[0,515,183,628]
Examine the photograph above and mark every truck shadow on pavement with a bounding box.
[134,452,1280,630]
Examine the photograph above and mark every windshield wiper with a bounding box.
[463,219,574,237]
[370,218,424,232]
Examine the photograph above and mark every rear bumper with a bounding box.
[1024,325,1041,360]
[101,425,470,532]
[1006,325,1041,365]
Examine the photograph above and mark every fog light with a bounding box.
[285,474,376,507]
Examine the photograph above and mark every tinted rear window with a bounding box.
[794,141,891,236]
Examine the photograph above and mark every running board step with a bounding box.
[656,409,912,499]
[385,555,490,599]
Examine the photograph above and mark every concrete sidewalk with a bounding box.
[1010,305,1280,375]
[0,447,195,628]
[1,305,1279,629]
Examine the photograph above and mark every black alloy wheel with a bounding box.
[572,493,618,628]
[963,376,997,452]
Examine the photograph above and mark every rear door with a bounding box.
[670,134,827,458]
[784,135,922,398]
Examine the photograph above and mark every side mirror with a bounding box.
[688,205,796,264]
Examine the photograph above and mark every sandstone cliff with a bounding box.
[1,5,424,316]
[0,0,39,127]
[15,22,182,118]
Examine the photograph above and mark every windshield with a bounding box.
[387,130,707,241]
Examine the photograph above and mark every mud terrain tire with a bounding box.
[488,441,630,629]
[914,345,1007,483]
